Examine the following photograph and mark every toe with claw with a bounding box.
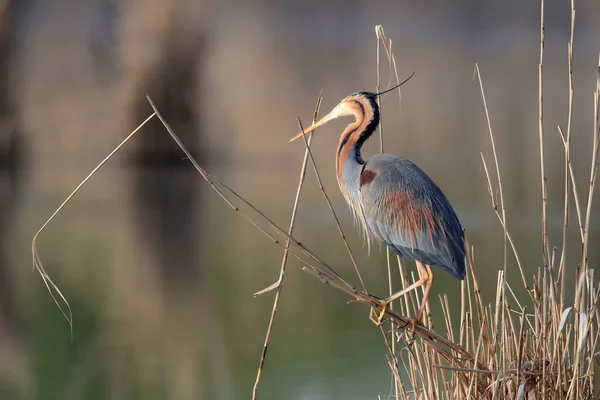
[369,299,390,325]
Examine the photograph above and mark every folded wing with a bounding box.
[360,154,466,280]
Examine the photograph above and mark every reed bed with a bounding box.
[32,1,600,399]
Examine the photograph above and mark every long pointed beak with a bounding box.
[289,110,337,142]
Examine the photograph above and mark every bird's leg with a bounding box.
[414,264,434,325]
[403,264,433,343]
[369,262,428,325]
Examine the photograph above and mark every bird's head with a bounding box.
[289,72,414,143]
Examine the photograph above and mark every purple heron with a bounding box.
[290,80,466,325]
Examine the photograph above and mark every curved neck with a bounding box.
[335,95,380,181]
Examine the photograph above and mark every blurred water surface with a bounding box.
[0,1,600,399]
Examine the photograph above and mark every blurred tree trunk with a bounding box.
[0,0,25,333]
[130,33,205,289]
[124,2,233,398]
[0,0,29,393]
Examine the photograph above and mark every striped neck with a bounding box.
[335,93,380,183]
[333,93,379,249]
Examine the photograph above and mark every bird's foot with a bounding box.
[368,299,391,326]
[394,317,420,344]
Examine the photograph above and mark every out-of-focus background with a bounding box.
[0,0,599,399]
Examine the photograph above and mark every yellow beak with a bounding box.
[288,107,340,142]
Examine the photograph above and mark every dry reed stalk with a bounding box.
[539,0,550,274]
[376,24,405,399]
[250,97,323,400]
[560,0,576,309]
[31,113,157,338]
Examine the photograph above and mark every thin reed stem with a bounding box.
[560,0,576,308]
[539,0,550,269]
[31,112,157,338]
[251,98,322,400]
